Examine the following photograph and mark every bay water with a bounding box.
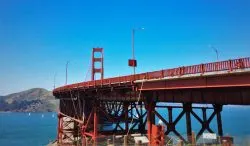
[0,106,250,146]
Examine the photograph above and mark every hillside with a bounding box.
[0,88,59,112]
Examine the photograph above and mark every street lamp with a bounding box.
[54,72,57,89]
[66,61,70,85]
[209,45,219,61]
[130,27,144,75]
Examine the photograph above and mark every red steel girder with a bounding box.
[139,72,250,91]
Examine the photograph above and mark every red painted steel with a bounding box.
[57,113,62,144]
[140,73,250,91]
[54,57,250,93]
[93,105,98,145]
[151,125,165,146]
[57,112,82,145]
[54,56,250,145]
[147,105,152,144]
[91,48,104,81]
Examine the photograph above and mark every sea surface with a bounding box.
[0,112,57,146]
[0,106,250,146]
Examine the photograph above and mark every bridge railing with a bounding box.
[54,57,250,92]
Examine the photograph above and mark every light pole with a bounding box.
[131,27,144,131]
[54,72,57,89]
[131,27,144,75]
[209,45,219,61]
[66,61,70,85]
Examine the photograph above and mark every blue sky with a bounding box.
[0,0,250,95]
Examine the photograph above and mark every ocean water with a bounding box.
[222,106,250,145]
[0,106,250,146]
[0,112,57,146]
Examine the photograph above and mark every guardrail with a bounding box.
[54,57,250,92]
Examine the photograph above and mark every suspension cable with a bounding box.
[84,58,92,82]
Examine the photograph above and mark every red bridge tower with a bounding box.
[91,48,104,80]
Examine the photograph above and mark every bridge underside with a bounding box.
[57,97,233,145]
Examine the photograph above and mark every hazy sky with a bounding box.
[0,0,250,95]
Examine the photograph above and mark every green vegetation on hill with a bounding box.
[0,88,58,112]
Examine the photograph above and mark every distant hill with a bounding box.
[0,88,58,112]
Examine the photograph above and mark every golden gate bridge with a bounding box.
[53,48,250,145]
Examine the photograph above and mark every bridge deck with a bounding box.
[54,57,250,93]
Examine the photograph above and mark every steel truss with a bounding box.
[57,99,224,145]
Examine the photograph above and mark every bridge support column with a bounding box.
[93,100,99,146]
[145,96,156,144]
[215,104,223,136]
[57,113,62,144]
[124,102,129,133]
[184,103,193,143]
[138,101,144,132]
